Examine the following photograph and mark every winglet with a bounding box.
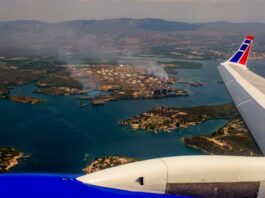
[226,35,254,67]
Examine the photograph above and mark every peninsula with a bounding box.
[184,118,261,156]
[0,147,23,173]
[121,104,236,132]
[10,96,45,104]
[83,156,137,174]
[0,57,84,98]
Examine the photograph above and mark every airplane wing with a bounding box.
[218,35,265,155]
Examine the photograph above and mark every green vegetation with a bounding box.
[149,45,227,61]
[83,156,137,173]
[0,57,64,72]
[0,57,85,98]
[158,60,203,69]
[121,104,236,132]
[184,118,261,156]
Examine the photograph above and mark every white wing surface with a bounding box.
[218,36,265,155]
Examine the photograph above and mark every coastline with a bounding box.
[121,104,236,132]
[183,118,261,156]
[5,152,23,172]
[83,156,137,174]
[0,147,25,173]
[0,59,242,173]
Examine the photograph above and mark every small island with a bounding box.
[83,156,137,174]
[9,96,45,104]
[121,104,236,132]
[0,147,23,173]
[184,118,261,156]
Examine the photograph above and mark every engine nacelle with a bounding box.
[77,156,265,198]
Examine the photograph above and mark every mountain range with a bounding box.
[0,18,265,58]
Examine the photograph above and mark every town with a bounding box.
[121,104,236,132]
[66,64,188,105]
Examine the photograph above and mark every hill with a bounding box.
[0,18,265,58]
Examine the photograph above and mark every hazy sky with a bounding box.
[0,0,264,23]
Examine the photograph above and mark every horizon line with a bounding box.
[0,17,264,25]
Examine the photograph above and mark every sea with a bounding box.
[0,59,264,174]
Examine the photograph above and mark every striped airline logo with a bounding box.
[229,35,254,66]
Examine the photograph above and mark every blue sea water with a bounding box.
[0,59,264,174]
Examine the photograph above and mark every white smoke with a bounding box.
[134,60,169,79]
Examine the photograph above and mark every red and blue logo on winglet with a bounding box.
[228,35,254,66]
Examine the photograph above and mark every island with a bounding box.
[83,156,137,174]
[184,118,261,156]
[9,96,45,104]
[0,147,23,173]
[121,104,236,132]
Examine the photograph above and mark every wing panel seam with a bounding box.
[236,99,254,108]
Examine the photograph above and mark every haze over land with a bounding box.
[1,18,265,59]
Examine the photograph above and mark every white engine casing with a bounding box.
[77,156,265,195]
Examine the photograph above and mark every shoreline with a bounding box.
[121,104,236,132]
[183,118,261,156]
[5,153,23,172]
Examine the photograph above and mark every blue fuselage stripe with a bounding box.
[230,51,244,63]
[244,40,251,44]
[240,44,248,51]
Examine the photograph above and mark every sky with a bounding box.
[0,0,264,23]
